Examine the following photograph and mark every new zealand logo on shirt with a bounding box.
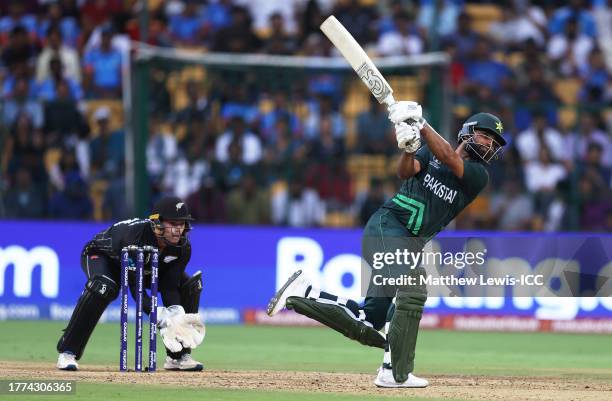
[164,256,178,263]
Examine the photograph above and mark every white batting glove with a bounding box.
[388,101,426,129]
[395,122,421,153]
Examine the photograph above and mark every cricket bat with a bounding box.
[320,15,396,107]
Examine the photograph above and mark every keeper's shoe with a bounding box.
[56,352,78,371]
[267,270,310,316]
[374,366,428,388]
[163,354,204,371]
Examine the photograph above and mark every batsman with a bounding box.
[268,102,506,387]
[56,196,205,371]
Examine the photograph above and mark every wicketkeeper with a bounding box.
[268,101,506,387]
[56,196,206,371]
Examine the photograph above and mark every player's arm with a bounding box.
[397,151,421,179]
[420,123,465,178]
[388,101,464,178]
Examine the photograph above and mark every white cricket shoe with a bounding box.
[374,366,428,388]
[163,354,204,371]
[56,352,78,371]
[266,270,310,316]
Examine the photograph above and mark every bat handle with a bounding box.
[382,94,396,107]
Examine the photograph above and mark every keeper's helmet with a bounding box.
[457,112,506,163]
[149,196,193,245]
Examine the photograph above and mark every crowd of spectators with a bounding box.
[0,0,611,232]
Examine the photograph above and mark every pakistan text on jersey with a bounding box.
[423,173,457,204]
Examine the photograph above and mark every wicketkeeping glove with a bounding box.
[158,305,206,352]
[395,122,421,153]
[388,101,426,129]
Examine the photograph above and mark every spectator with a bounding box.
[579,48,610,103]
[1,26,37,72]
[577,171,612,231]
[418,0,462,40]
[0,1,37,43]
[262,12,298,55]
[306,157,353,210]
[309,117,345,162]
[571,112,612,166]
[578,142,612,187]
[359,178,387,226]
[271,176,325,227]
[88,106,125,179]
[215,116,263,165]
[297,0,325,45]
[489,179,534,231]
[43,79,89,148]
[36,24,81,84]
[212,6,261,53]
[211,139,250,192]
[236,0,301,35]
[441,12,482,60]
[186,176,227,223]
[260,91,301,144]
[488,1,547,49]
[48,147,93,219]
[513,62,559,131]
[168,0,206,45]
[202,0,233,34]
[37,2,80,48]
[3,113,46,186]
[3,167,46,218]
[102,177,128,220]
[334,0,376,46]
[83,25,123,97]
[263,116,305,181]
[547,16,594,77]
[2,77,43,129]
[548,0,597,38]
[524,147,567,213]
[356,97,394,154]
[36,57,83,101]
[173,80,209,128]
[464,38,512,92]
[377,11,424,56]
[226,174,270,224]
[80,0,124,27]
[304,95,345,140]
[147,116,179,185]
[516,112,566,163]
[220,85,259,124]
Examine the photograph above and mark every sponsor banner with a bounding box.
[0,221,610,321]
[244,309,322,326]
[243,308,612,334]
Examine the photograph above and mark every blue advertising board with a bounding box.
[0,221,610,322]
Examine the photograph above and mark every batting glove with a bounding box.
[395,122,421,153]
[388,101,426,129]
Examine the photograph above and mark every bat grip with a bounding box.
[382,94,396,107]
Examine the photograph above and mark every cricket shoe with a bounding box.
[267,270,310,316]
[374,366,428,388]
[56,352,78,371]
[163,354,204,371]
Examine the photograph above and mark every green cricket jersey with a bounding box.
[382,145,489,241]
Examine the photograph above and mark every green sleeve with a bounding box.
[460,161,489,197]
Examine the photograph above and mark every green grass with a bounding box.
[1,321,611,400]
